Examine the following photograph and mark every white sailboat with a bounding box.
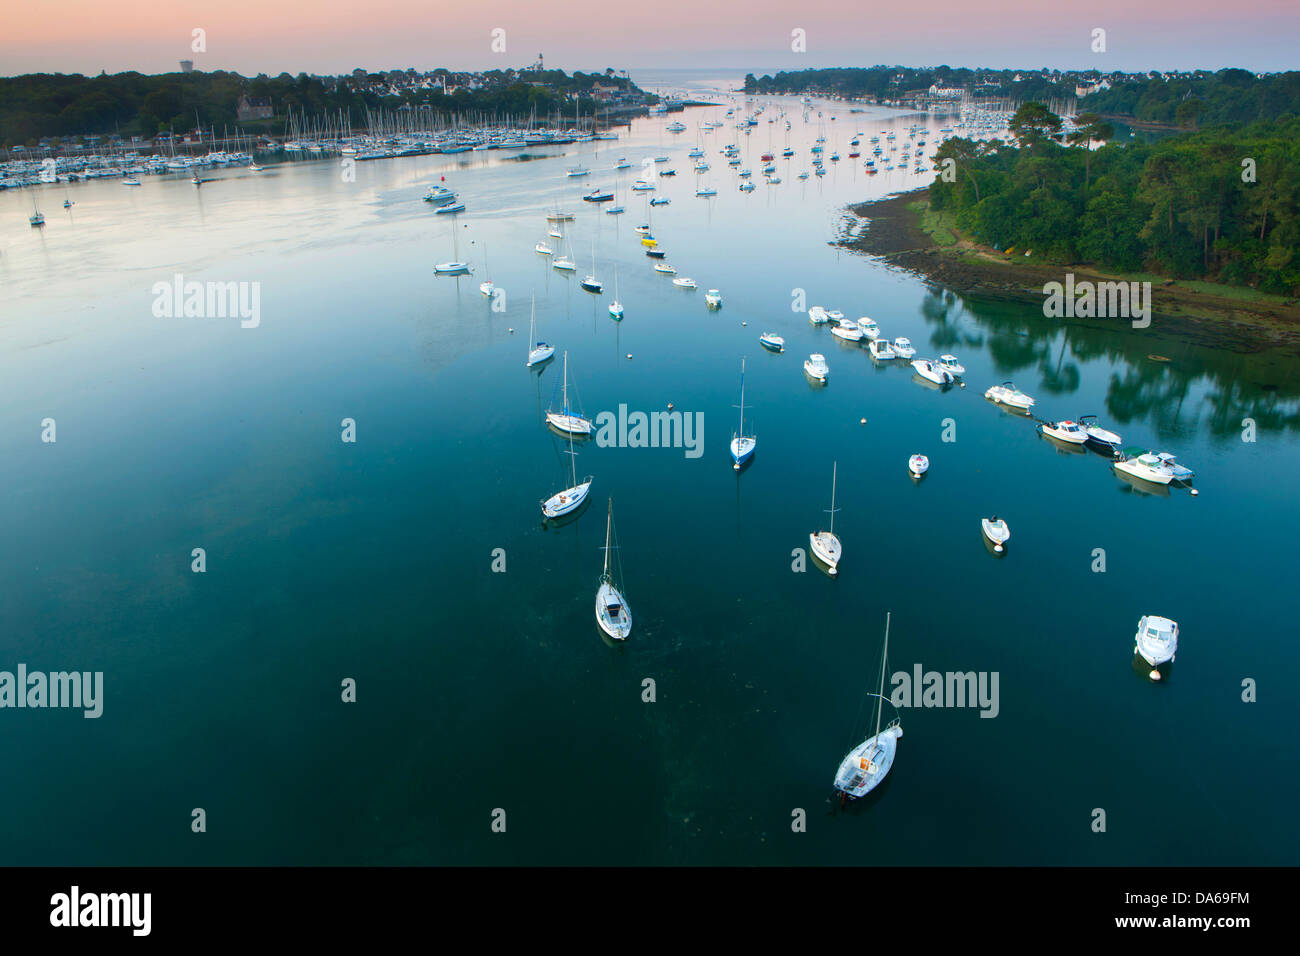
[541,418,593,519]
[545,351,593,435]
[730,357,756,470]
[434,220,470,275]
[552,226,577,271]
[479,242,494,297]
[609,266,624,319]
[595,498,632,641]
[810,461,842,575]
[525,295,554,367]
[833,612,903,802]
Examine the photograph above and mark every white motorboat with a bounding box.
[566,165,590,177]
[1134,614,1178,671]
[804,353,829,381]
[1154,452,1195,483]
[434,203,466,214]
[759,332,785,352]
[705,290,722,308]
[526,296,555,368]
[1079,415,1122,452]
[1112,451,1174,485]
[673,277,697,289]
[857,317,880,339]
[730,358,756,470]
[908,454,929,478]
[739,181,755,192]
[833,612,902,802]
[122,178,142,186]
[911,358,955,385]
[1039,420,1089,444]
[653,263,677,275]
[892,337,916,358]
[809,461,842,575]
[423,185,457,205]
[595,499,632,640]
[984,382,1035,411]
[545,352,593,435]
[831,320,863,342]
[808,306,830,325]
[868,338,896,360]
[981,516,1011,553]
[827,310,845,323]
[937,354,965,376]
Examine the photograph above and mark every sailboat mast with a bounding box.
[603,499,613,575]
[875,612,890,738]
[829,461,838,535]
[737,358,746,436]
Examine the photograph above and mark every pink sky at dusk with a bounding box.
[3,0,1297,76]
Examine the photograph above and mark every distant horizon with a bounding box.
[3,1,1296,77]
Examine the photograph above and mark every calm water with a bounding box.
[2,79,1297,866]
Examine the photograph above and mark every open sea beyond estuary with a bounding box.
[1,71,1296,865]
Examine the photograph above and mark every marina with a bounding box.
[1,70,1297,868]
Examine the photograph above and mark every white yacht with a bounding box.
[981,516,1011,553]
[804,353,829,381]
[833,612,903,802]
[984,382,1035,411]
[705,290,723,308]
[545,352,593,435]
[911,358,954,385]
[759,332,785,352]
[809,462,842,575]
[653,262,677,275]
[831,319,864,342]
[868,338,896,360]
[1079,415,1122,452]
[1134,615,1178,671]
[808,306,830,325]
[566,165,590,177]
[1113,451,1174,485]
[937,354,965,376]
[908,454,929,478]
[857,317,880,339]
[1039,420,1088,444]
[595,499,632,640]
[892,337,916,358]
[673,277,697,289]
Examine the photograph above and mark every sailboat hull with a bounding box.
[595,580,631,640]
[546,412,592,436]
[833,726,901,799]
[542,479,593,519]
[730,437,756,469]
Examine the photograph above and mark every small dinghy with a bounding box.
[985,382,1035,411]
[759,332,785,352]
[908,454,929,478]
[1134,615,1178,675]
[981,516,1011,553]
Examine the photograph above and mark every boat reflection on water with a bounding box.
[1112,469,1171,497]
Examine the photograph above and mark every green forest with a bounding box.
[929,105,1300,295]
[744,67,1073,104]
[1079,70,1300,127]
[0,69,640,146]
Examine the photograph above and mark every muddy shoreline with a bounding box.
[840,188,1300,356]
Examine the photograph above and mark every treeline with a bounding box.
[1080,69,1300,127]
[0,69,638,146]
[930,106,1300,295]
[743,67,1071,104]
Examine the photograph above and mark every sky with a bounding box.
[3,0,1297,77]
